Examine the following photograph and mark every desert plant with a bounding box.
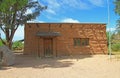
[12,41,24,50]
[0,39,6,46]
[111,43,120,52]
[0,40,3,46]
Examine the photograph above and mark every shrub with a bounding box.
[111,43,120,52]
[0,40,3,46]
[12,41,24,50]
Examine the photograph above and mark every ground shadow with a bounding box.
[2,53,93,69]
[0,67,11,70]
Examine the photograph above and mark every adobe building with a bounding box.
[24,23,108,57]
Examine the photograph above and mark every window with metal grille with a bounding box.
[74,38,89,46]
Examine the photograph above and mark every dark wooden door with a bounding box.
[44,38,53,57]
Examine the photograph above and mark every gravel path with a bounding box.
[0,54,120,78]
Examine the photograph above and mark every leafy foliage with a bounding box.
[0,0,46,49]
[112,0,120,52]
[0,40,3,46]
[112,43,120,52]
[106,31,120,52]
[114,0,120,29]
[0,39,6,46]
[0,39,24,50]
[114,0,120,15]
[12,41,24,50]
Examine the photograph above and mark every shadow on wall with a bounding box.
[5,53,93,69]
[78,25,107,54]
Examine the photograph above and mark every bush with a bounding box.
[0,40,3,46]
[111,43,120,52]
[12,41,24,50]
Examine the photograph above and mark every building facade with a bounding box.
[24,23,108,57]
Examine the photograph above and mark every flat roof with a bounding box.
[26,22,106,25]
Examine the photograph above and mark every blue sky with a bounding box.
[0,0,119,41]
[38,0,118,28]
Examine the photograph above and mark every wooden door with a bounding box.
[44,38,53,57]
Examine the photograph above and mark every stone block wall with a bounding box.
[24,23,107,56]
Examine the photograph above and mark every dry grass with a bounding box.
[111,52,120,60]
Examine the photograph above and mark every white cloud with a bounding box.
[61,18,80,23]
[46,9,56,15]
[79,0,90,9]
[107,27,116,32]
[47,0,60,8]
[25,9,32,14]
[60,0,106,9]
[41,0,106,16]
[42,0,60,15]
[88,0,104,7]
[60,0,89,9]
[27,20,45,23]
[41,0,89,15]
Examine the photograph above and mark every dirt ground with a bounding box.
[0,53,120,78]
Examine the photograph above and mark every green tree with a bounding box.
[114,0,120,28]
[0,0,46,49]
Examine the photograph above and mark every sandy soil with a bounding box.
[0,53,120,78]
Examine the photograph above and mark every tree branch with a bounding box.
[5,28,10,42]
[0,37,6,45]
[0,26,5,33]
[15,25,19,30]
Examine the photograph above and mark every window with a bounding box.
[74,38,80,46]
[74,38,89,46]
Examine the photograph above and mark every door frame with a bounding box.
[44,38,53,57]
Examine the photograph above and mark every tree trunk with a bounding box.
[4,28,16,50]
[1,25,17,50]
[5,41,12,50]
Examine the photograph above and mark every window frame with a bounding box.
[73,38,89,46]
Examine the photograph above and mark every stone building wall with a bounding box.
[24,23,107,57]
